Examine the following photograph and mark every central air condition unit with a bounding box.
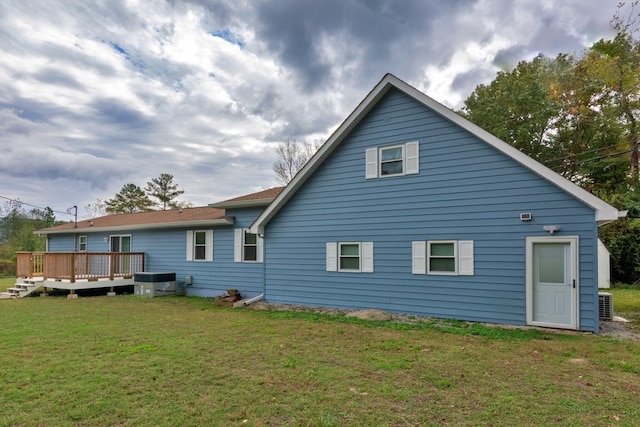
[598,292,613,321]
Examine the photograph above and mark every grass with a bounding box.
[0,294,639,426]
[609,285,640,332]
[0,276,13,292]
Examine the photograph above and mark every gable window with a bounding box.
[326,241,374,273]
[380,145,404,176]
[78,235,87,252]
[234,229,263,263]
[186,230,213,262]
[412,240,474,276]
[366,141,419,179]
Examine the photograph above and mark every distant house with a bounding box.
[35,74,623,332]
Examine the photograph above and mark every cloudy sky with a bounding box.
[0,0,627,220]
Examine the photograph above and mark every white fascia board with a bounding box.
[388,77,624,224]
[250,73,624,232]
[35,217,234,235]
[209,198,275,209]
[250,76,393,233]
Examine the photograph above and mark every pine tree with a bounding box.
[144,173,185,210]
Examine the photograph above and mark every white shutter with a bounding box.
[186,230,194,261]
[257,234,264,263]
[458,240,474,276]
[405,141,419,174]
[234,229,243,262]
[361,242,374,273]
[412,241,426,274]
[365,148,378,179]
[326,242,337,272]
[205,230,214,262]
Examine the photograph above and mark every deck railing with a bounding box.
[16,252,145,283]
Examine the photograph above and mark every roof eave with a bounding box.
[209,198,275,209]
[36,217,234,235]
[250,75,394,233]
[250,73,625,233]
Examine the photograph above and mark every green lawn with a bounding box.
[1,294,639,426]
[0,276,13,292]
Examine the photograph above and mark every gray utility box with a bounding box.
[134,272,182,297]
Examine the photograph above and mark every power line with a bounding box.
[549,149,634,171]
[544,143,632,164]
[0,195,74,217]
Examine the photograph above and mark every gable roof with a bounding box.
[252,73,624,232]
[209,187,283,209]
[37,187,284,235]
[37,206,232,235]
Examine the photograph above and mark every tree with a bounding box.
[461,55,564,164]
[461,5,640,283]
[144,173,185,210]
[273,139,322,185]
[105,184,154,214]
[85,199,106,218]
[0,201,57,275]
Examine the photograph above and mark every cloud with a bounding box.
[0,0,628,218]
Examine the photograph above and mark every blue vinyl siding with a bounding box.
[264,88,600,332]
[44,207,266,299]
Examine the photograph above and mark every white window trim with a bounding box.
[379,144,405,177]
[428,240,458,275]
[186,230,213,262]
[78,235,87,252]
[234,228,263,263]
[339,242,362,272]
[326,241,373,273]
[365,141,419,179]
[412,240,474,276]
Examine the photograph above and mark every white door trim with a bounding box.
[526,236,579,330]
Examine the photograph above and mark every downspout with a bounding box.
[243,293,264,306]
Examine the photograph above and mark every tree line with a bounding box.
[0,200,58,276]
[87,173,191,216]
[459,5,640,284]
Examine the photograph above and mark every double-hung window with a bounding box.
[326,241,374,273]
[366,141,419,179]
[234,229,263,263]
[428,241,457,274]
[380,145,404,176]
[186,230,213,262]
[339,243,361,271]
[194,231,207,260]
[243,231,258,262]
[78,235,87,252]
[412,240,474,276]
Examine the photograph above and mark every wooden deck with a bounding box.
[0,252,146,299]
[16,251,145,283]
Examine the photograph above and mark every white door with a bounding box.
[526,236,578,329]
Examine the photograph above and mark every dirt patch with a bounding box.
[599,320,640,340]
[245,301,640,340]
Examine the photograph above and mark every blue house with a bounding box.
[250,74,624,332]
[31,74,622,332]
[31,188,281,299]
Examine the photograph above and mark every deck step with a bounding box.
[0,292,16,299]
